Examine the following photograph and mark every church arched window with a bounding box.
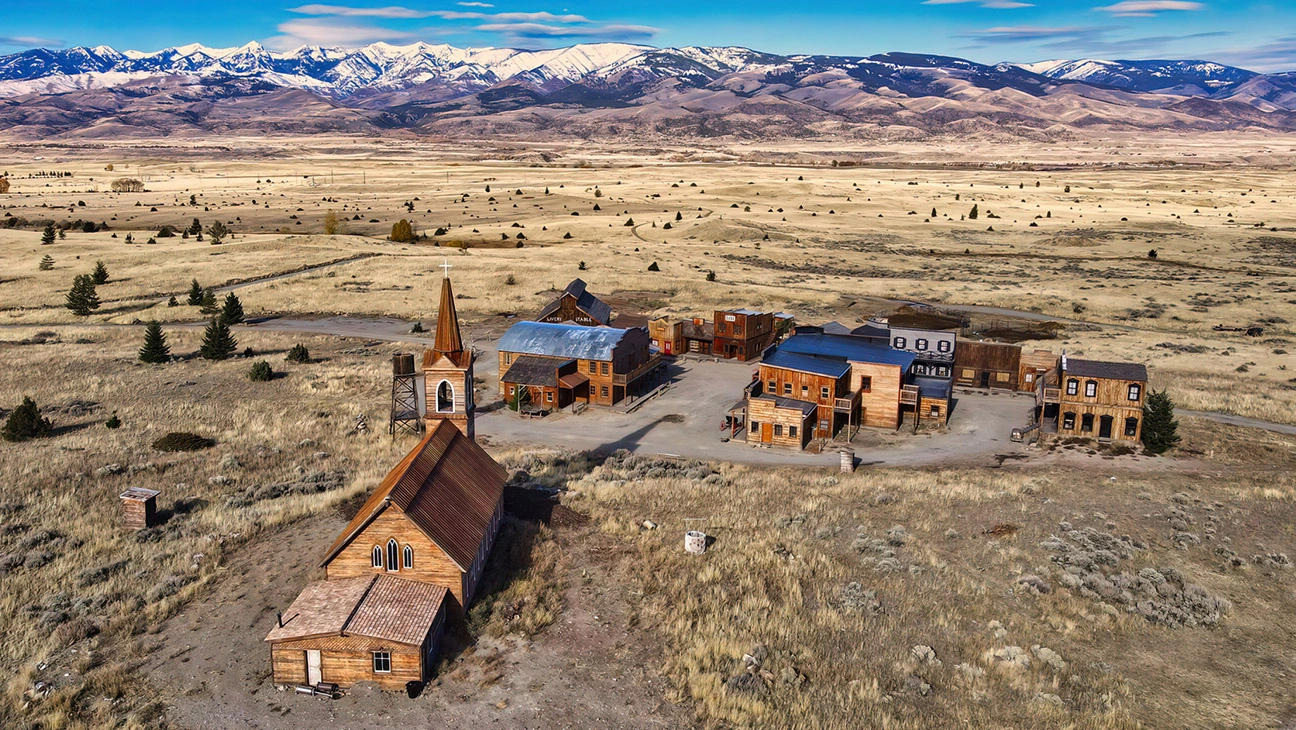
[437,380,453,413]
[371,545,383,569]
[386,539,399,572]
[403,545,413,569]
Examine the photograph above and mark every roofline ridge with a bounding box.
[339,574,381,637]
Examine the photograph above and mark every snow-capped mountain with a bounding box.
[1016,59,1257,94]
[2,41,1296,140]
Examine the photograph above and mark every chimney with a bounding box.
[1060,350,1068,373]
[276,611,283,628]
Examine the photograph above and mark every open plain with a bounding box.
[2,135,1295,730]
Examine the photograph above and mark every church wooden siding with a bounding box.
[325,506,467,610]
[850,362,905,429]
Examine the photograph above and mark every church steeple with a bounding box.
[433,273,463,358]
[423,262,475,440]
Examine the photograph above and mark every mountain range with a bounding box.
[2,41,1295,141]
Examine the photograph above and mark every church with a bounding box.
[265,272,506,692]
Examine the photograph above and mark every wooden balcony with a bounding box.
[833,390,861,412]
[612,352,664,386]
[900,385,920,406]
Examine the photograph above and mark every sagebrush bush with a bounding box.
[247,360,274,382]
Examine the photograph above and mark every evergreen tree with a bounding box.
[1141,389,1180,454]
[706,270,717,282]
[207,220,229,245]
[931,207,937,218]
[188,217,202,236]
[247,360,274,381]
[199,289,218,315]
[168,295,178,307]
[968,204,979,220]
[199,318,238,360]
[2,396,53,442]
[65,274,101,316]
[92,260,109,285]
[39,254,54,271]
[220,292,244,325]
[647,261,660,272]
[187,278,204,305]
[286,344,311,363]
[41,223,56,245]
[138,321,171,363]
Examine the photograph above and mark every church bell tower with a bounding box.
[423,263,476,439]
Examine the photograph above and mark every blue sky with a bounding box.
[5,0,1296,71]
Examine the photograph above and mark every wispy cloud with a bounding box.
[458,2,493,6]
[1208,36,1296,73]
[961,25,1113,44]
[268,17,423,48]
[289,5,591,22]
[475,22,658,42]
[922,0,1034,8]
[0,35,65,48]
[1094,1,1205,17]
[289,4,430,18]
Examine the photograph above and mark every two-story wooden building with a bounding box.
[648,317,684,356]
[1040,355,1148,442]
[536,278,613,327]
[497,321,662,407]
[714,308,776,361]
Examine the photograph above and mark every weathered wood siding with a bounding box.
[539,294,601,326]
[850,362,904,429]
[121,498,156,530]
[424,356,474,438]
[324,505,467,609]
[919,396,949,424]
[747,397,812,449]
[270,645,308,686]
[1018,350,1056,393]
[1057,373,1145,441]
[498,328,652,407]
[757,365,842,438]
[954,340,1021,389]
[649,319,683,355]
[714,310,776,361]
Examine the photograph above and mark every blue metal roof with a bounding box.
[912,376,952,400]
[499,321,631,361]
[777,333,917,369]
[763,350,853,378]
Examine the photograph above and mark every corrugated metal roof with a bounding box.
[498,321,632,361]
[820,321,853,335]
[1065,358,1148,382]
[778,333,917,369]
[264,575,445,646]
[321,420,506,572]
[912,376,953,400]
[763,350,853,378]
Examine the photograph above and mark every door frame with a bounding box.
[306,649,322,685]
[1099,414,1114,440]
[760,422,773,444]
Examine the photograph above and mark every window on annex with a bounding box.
[373,652,391,673]
[774,424,783,437]
[546,391,554,402]
[1085,380,1097,398]
[789,425,798,439]
[1128,384,1141,401]
[750,420,759,434]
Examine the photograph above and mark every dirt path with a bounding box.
[144,514,692,730]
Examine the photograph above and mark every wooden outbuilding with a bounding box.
[500,355,586,411]
[953,340,1021,390]
[265,575,448,690]
[648,318,684,356]
[536,278,613,327]
[682,318,714,355]
[1018,349,1057,394]
[497,321,662,407]
[119,487,160,530]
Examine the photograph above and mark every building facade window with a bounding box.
[801,384,809,396]
[789,425,798,438]
[1081,413,1094,432]
[783,382,792,395]
[821,386,830,400]
[818,419,830,432]
[750,420,759,434]
[600,386,609,397]
[1124,417,1139,437]
[916,339,928,351]
[386,539,399,572]
[767,379,776,392]
[937,340,951,353]
[1066,379,1079,396]
[373,652,391,673]
[1085,380,1097,398]
[588,361,596,374]
[774,424,783,437]
[403,545,413,569]
[961,368,975,380]
[1024,373,1034,384]
[600,362,609,376]
[930,404,940,416]
[546,391,554,402]
[1128,384,1141,401]
[893,337,907,349]
[1062,412,1076,430]
[372,545,383,569]
[996,372,1010,383]
[860,376,872,392]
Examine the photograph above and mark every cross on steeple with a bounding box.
[440,259,452,279]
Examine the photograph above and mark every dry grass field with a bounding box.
[1,136,1294,729]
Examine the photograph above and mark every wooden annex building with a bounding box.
[267,273,507,692]
[498,321,663,408]
[536,278,613,327]
[1037,354,1149,442]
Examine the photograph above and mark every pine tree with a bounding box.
[647,261,660,272]
[207,220,229,245]
[92,260,109,285]
[1141,389,1180,454]
[968,204,979,220]
[65,274,101,316]
[188,217,202,236]
[187,278,204,306]
[199,289,218,315]
[931,207,937,218]
[286,344,311,363]
[200,318,238,360]
[138,321,171,363]
[220,292,244,325]
[39,255,54,271]
[2,396,53,442]
[41,223,55,245]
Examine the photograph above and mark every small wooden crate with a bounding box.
[119,487,160,530]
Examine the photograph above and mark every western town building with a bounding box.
[498,321,663,408]
[1036,354,1149,442]
[713,308,776,361]
[267,275,506,692]
[536,278,613,327]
